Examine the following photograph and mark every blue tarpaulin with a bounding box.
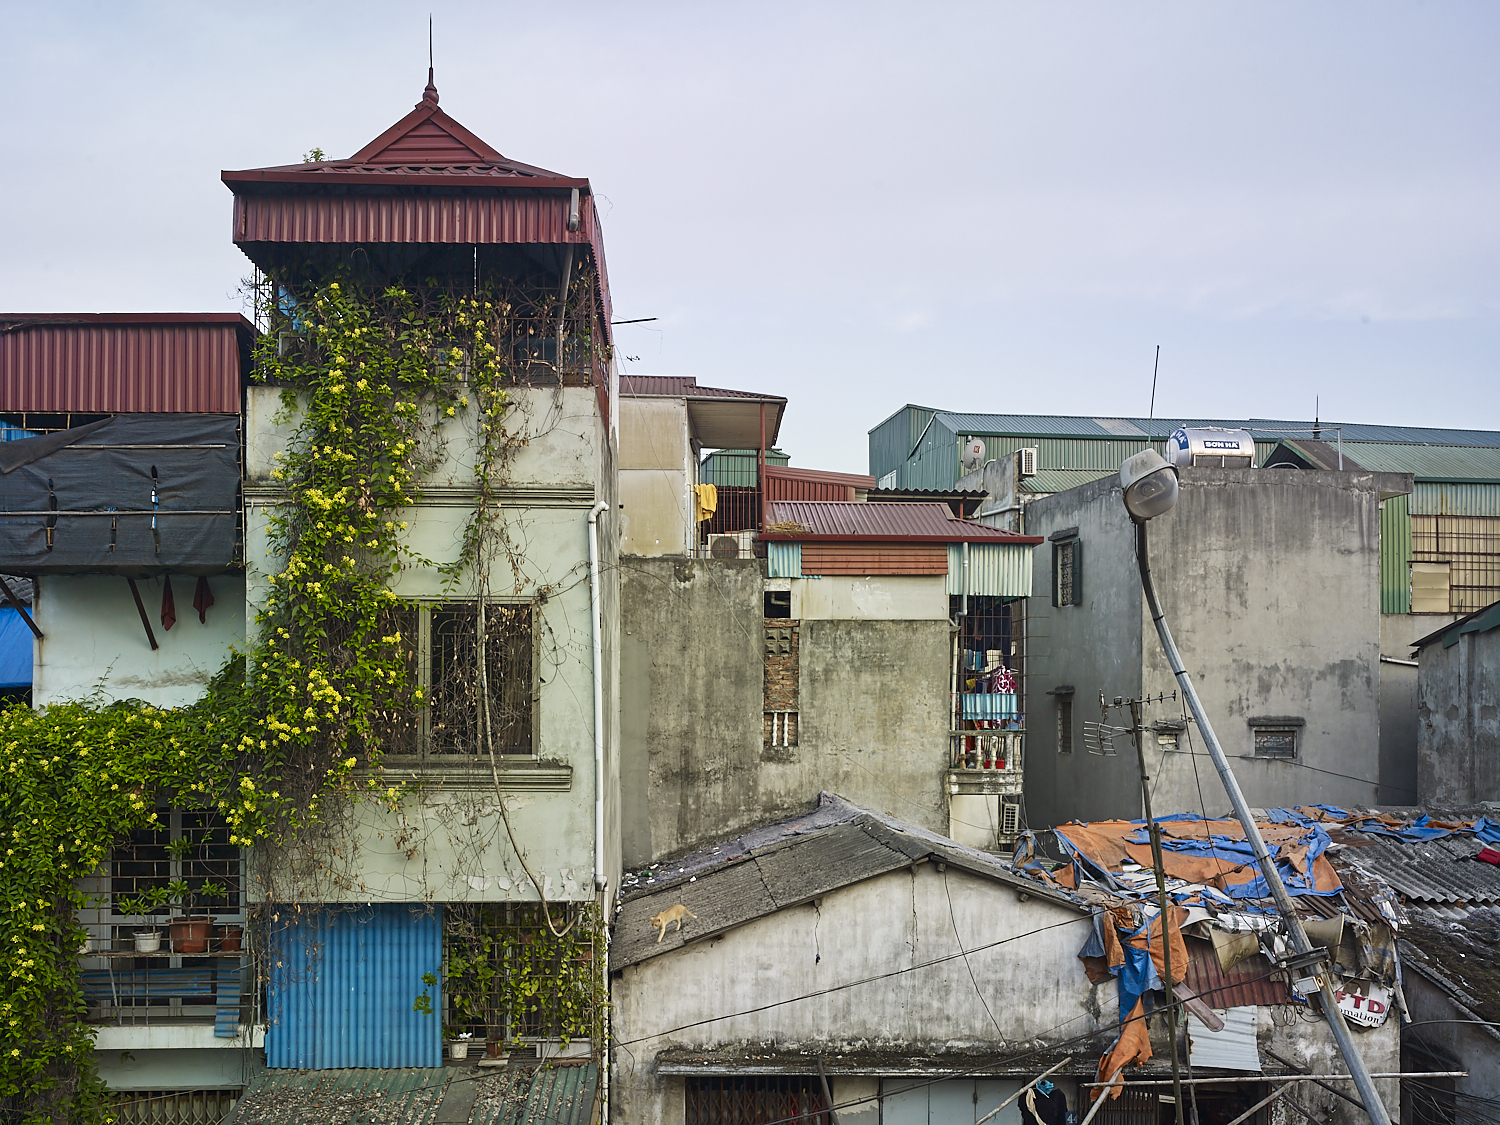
[0,608,32,688]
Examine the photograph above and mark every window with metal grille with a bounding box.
[380,602,534,759]
[1057,698,1074,754]
[108,812,241,933]
[685,1077,831,1125]
[1051,534,1082,607]
[1253,728,1298,759]
[106,1089,239,1125]
[1411,514,1500,614]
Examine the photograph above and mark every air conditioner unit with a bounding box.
[709,530,756,558]
[1017,447,1039,479]
[1000,798,1022,837]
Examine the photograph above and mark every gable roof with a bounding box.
[612,793,1084,970]
[1412,599,1500,652]
[762,500,1041,544]
[222,74,586,190]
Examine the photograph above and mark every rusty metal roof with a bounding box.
[1183,939,1294,1009]
[764,501,1041,544]
[0,314,253,414]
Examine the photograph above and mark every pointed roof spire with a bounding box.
[421,66,439,107]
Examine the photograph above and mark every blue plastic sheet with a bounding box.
[0,608,32,688]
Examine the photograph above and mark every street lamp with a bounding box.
[1119,454,1393,1125]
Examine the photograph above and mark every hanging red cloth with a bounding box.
[193,576,215,624]
[160,576,177,631]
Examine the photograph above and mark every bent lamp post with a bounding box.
[1117,449,1393,1125]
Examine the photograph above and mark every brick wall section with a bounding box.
[764,619,799,745]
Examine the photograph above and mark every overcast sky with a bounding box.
[3,2,1495,472]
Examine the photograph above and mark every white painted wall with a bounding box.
[619,397,694,557]
[612,866,1099,1125]
[794,575,948,621]
[33,574,245,708]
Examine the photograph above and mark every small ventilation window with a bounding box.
[1249,716,1304,760]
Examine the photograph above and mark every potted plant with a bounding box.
[216,923,244,952]
[115,891,168,953]
[163,878,228,954]
[447,1030,473,1060]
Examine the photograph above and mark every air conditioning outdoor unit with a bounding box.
[1000,798,1022,838]
[1017,447,1038,479]
[709,530,756,558]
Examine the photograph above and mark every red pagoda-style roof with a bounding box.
[222,71,587,191]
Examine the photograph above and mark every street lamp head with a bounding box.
[1120,449,1179,522]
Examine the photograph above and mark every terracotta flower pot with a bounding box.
[170,916,213,954]
[217,925,243,952]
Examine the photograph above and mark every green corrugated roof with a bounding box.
[227,1063,598,1125]
[1333,443,1500,482]
[1019,468,1113,494]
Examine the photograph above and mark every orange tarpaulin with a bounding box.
[1092,904,1188,1103]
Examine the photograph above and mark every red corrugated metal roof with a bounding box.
[764,501,1042,544]
[0,315,253,414]
[620,375,785,403]
[1183,940,1293,1009]
[766,465,877,490]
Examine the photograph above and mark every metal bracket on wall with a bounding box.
[126,577,159,651]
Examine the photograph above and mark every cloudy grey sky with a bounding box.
[3,2,1495,473]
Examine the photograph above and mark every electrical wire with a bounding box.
[943,867,1004,1037]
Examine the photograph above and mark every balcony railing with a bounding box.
[81,946,248,1035]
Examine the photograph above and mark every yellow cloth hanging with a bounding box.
[694,483,718,523]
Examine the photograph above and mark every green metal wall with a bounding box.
[1410,482,1500,517]
[868,406,937,485]
[946,543,1034,597]
[700,448,789,487]
[1380,493,1412,614]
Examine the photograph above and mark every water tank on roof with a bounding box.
[1167,427,1256,469]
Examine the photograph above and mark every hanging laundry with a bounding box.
[193,576,215,624]
[160,576,177,631]
[693,483,718,523]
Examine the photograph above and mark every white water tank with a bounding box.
[1167,427,1256,469]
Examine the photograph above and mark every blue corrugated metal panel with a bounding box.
[766,541,802,578]
[946,544,1033,597]
[0,608,33,687]
[1410,482,1500,516]
[265,905,442,1069]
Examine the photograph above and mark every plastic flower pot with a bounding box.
[134,930,162,954]
[217,925,244,953]
[170,917,213,954]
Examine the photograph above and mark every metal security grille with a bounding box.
[107,1089,238,1125]
[430,603,533,755]
[1091,1087,1159,1125]
[685,1077,831,1125]
[1411,514,1500,613]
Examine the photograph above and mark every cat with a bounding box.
[650,903,697,942]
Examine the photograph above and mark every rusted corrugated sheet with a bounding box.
[1183,940,1291,1008]
[766,501,1040,543]
[765,465,876,503]
[234,193,594,246]
[0,316,250,413]
[800,542,947,575]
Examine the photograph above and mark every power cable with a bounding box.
[943,867,1004,1037]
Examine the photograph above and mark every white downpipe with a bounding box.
[587,499,609,892]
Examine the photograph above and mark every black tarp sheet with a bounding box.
[0,414,238,576]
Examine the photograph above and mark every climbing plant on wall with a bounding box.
[0,273,605,1124]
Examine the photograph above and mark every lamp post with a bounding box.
[1117,449,1393,1125]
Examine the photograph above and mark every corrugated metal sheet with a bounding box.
[265,905,443,1069]
[1339,836,1500,905]
[946,544,1033,597]
[234,193,596,246]
[1411,481,1500,516]
[621,376,784,402]
[1331,443,1500,482]
[700,449,790,488]
[1019,468,1113,495]
[229,1067,448,1125]
[924,413,1500,447]
[766,501,1037,542]
[0,317,250,413]
[766,542,802,578]
[471,1063,599,1125]
[1380,493,1412,614]
[1183,941,1292,1008]
[801,542,947,575]
[1187,1005,1262,1072]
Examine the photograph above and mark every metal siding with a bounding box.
[0,323,243,413]
[1411,481,1500,516]
[1381,493,1412,614]
[929,413,1500,447]
[946,544,1033,597]
[767,501,1029,541]
[236,193,594,245]
[1187,1006,1262,1072]
[700,449,789,488]
[800,543,947,575]
[766,542,802,578]
[265,905,443,1069]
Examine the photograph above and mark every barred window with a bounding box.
[1051,533,1082,607]
[686,1078,831,1125]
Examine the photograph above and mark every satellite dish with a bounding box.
[961,438,986,474]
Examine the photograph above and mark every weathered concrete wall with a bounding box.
[620,557,766,867]
[1024,469,1386,825]
[793,575,948,621]
[1140,469,1384,814]
[243,384,617,903]
[1417,625,1500,804]
[1022,474,1145,826]
[619,397,694,557]
[611,865,1099,1125]
[33,574,245,709]
[1378,614,1451,805]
